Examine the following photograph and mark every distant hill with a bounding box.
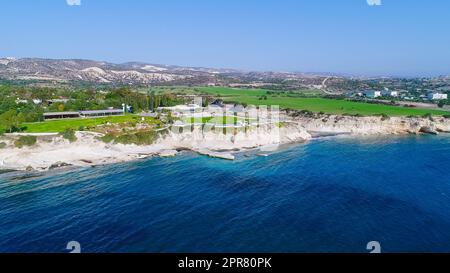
[2,57,448,94]
[0,57,242,85]
[0,57,345,87]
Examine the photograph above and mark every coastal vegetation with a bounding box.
[61,128,77,143]
[14,135,37,148]
[100,130,159,146]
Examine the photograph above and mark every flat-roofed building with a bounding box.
[43,109,124,120]
[47,99,71,105]
[363,90,382,98]
[427,92,448,101]
[43,112,81,120]
[79,109,124,118]
[381,90,399,97]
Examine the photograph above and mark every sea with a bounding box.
[1,135,450,253]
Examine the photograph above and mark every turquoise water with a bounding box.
[1,135,450,253]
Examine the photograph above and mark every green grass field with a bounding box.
[195,87,448,116]
[22,115,158,133]
[227,96,448,116]
[197,87,270,97]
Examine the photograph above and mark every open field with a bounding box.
[196,87,323,97]
[21,115,159,133]
[197,87,270,97]
[139,86,323,97]
[225,96,449,116]
[195,87,449,116]
[137,86,198,95]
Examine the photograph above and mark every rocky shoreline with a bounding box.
[1,115,449,172]
[290,114,450,135]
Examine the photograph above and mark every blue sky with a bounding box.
[1,0,450,76]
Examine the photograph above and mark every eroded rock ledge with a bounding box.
[1,115,449,171]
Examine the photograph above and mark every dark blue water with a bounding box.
[1,135,450,253]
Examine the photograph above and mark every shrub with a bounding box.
[15,136,37,148]
[100,131,158,146]
[299,110,314,117]
[422,113,433,121]
[78,126,85,131]
[100,133,116,143]
[443,114,450,119]
[116,131,157,146]
[61,128,77,143]
[380,113,390,121]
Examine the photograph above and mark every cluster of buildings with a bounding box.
[148,100,277,128]
[155,102,247,118]
[360,90,399,98]
[15,98,71,105]
[348,89,448,101]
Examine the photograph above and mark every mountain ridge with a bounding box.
[0,57,248,85]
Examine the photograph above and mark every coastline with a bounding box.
[1,114,450,172]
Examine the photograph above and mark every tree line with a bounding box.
[0,85,184,134]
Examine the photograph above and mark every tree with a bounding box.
[202,98,209,107]
[166,111,174,124]
[61,128,77,143]
[0,110,25,133]
[438,100,446,108]
[149,92,155,112]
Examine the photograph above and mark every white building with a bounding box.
[381,90,399,97]
[363,90,382,98]
[15,98,28,104]
[158,104,201,112]
[157,104,202,117]
[427,92,448,101]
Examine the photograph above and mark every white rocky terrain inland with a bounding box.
[0,57,353,88]
[0,58,208,84]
